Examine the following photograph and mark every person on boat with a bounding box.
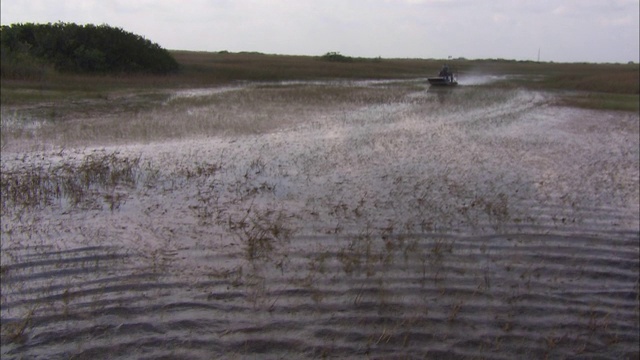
[439,64,450,81]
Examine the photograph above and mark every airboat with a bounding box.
[428,65,458,86]
[427,75,458,86]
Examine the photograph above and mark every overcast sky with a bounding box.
[2,0,638,63]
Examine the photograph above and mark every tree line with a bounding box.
[1,22,179,77]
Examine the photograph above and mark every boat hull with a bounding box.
[428,76,458,86]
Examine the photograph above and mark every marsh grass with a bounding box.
[1,152,141,212]
[2,53,638,151]
[228,206,294,262]
[171,51,431,84]
[2,83,421,150]
[474,61,639,110]
[3,51,637,108]
[559,92,640,112]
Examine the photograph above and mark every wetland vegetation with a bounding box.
[1,47,639,359]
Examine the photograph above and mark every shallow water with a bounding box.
[2,231,637,359]
[2,82,638,359]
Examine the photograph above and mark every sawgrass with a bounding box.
[559,93,639,112]
[1,52,637,127]
[171,51,431,83]
[3,51,637,93]
[0,82,419,150]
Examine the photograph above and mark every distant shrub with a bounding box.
[320,52,354,63]
[0,22,179,76]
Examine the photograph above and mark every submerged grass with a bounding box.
[1,152,142,212]
[1,82,421,150]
